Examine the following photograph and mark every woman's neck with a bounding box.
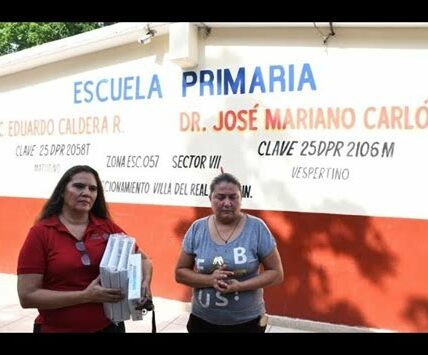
[215,212,242,225]
[60,210,89,225]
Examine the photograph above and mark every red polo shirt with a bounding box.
[17,214,136,332]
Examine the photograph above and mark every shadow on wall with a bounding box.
[174,207,212,243]
[402,297,428,331]
[174,207,399,329]
[258,210,397,328]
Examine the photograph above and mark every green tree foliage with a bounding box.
[0,22,115,55]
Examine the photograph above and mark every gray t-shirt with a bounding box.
[182,213,276,325]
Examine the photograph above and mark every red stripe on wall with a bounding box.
[2,196,428,331]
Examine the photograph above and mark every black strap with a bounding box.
[151,309,156,333]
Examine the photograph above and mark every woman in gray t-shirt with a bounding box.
[175,172,284,332]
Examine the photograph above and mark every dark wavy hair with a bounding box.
[38,165,110,221]
[209,172,241,197]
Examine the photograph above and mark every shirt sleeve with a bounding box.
[256,219,277,259]
[182,221,198,255]
[17,226,47,274]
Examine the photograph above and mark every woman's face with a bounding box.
[63,172,98,215]
[210,181,241,223]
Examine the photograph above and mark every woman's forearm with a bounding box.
[20,288,89,310]
[176,268,213,288]
[237,270,282,292]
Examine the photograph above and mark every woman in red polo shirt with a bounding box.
[17,165,153,333]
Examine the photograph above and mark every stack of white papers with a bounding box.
[128,253,143,321]
[100,233,137,323]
